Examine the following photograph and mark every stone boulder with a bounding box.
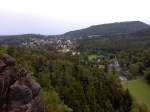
[0,54,43,112]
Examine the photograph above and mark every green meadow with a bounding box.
[88,54,98,61]
[122,79,150,109]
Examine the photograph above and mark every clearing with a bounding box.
[122,78,150,109]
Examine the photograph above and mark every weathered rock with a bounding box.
[0,54,16,111]
[0,54,43,112]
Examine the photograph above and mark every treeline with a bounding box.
[78,34,150,52]
[117,48,150,80]
[0,45,148,112]
[63,21,149,38]
[0,34,45,45]
[78,29,150,79]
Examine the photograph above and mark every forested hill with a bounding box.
[0,34,53,45]
[0,21,150,46]
[78,27,150,51]
[0,34,45,45]
[63,21,150,38]
[131,27,150,37]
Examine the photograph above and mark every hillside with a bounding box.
[0,34,45,45]
[131,27,150,37]
[63,21,150,38]
[1,21,150,112]
[0,46,138,112]
[0,21,150,45]
[78,27,150,51]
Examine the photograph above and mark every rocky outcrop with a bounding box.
[0,54,43,112]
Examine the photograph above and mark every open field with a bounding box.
[88,54,98,61]
[122,79,150,109]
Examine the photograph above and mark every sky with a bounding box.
[0,0,150,35]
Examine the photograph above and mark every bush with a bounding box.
[40,90,72,112]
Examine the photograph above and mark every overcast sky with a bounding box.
[0,0,150,35]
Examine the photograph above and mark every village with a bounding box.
[21,37,127,81]
[22,37,80,56]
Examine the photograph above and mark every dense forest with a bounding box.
[78,29,150,52]
[63,21,149,38]
[0,45,148,112]
[0,21,150,112]
[78,27,150,79]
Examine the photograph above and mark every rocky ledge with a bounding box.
[0,54,43,112]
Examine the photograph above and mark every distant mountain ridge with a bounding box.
[78,25,150,51]
[0,21,150,45]
[63,21,150,38]
[0,34,45,45]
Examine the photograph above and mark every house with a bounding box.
[119,76,127,81]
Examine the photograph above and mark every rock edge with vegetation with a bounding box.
[0,54,43,112]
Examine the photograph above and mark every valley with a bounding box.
[1,21,150,112]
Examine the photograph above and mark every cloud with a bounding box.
[0,0,150,34]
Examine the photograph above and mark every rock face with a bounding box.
[0,54,43,112]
